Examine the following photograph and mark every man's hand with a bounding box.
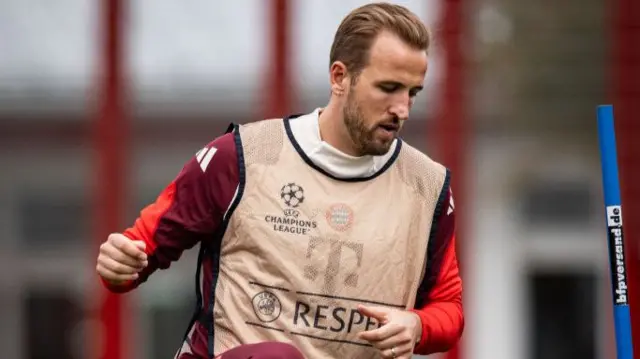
[96,233,148,285]
[357,305,422,359]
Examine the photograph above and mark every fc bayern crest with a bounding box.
[325,203,354,231]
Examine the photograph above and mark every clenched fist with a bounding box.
[96,233,148,285]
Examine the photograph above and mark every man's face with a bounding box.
[342,31,428,156]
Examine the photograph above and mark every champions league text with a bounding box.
[265,215,318,235]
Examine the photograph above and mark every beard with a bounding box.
[342,92,397,156]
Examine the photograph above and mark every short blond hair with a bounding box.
[329,3,431,78]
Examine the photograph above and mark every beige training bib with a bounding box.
[210,118,447,359]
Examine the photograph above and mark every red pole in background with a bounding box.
[264,0,292,118]
[94,0,128,358]
[613,0,640,357]
[432,0,468,358]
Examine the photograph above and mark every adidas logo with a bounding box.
[195,146,217,172]
[448,189,455,215]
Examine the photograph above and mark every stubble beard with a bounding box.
[342,92,394,157]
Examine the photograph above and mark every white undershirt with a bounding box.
[287,108,398,179]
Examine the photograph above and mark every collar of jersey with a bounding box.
[283,108,402,182]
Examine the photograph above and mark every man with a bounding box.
[96,3,464,359]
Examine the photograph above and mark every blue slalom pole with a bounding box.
[597,104,634,359]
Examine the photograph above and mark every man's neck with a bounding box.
[317,102,362,157]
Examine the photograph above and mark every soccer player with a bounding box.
[96,3,464,359]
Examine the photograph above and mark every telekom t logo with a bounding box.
[303,236,364,294]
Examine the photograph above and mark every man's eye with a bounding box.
[380,84,398,93]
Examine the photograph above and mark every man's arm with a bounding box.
[99,131,239,293]
[410,186,464,354]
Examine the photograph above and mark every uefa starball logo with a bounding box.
[280,183,305,208]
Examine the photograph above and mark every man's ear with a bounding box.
[329,61,349,96]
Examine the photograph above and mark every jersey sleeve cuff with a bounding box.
[100,276,135,293]
[410,308,431,351]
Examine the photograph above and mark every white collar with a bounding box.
[286,108,398,178]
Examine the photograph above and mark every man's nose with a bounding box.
[389,102,410,121]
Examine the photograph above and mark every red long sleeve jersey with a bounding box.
[101,131,464,357]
